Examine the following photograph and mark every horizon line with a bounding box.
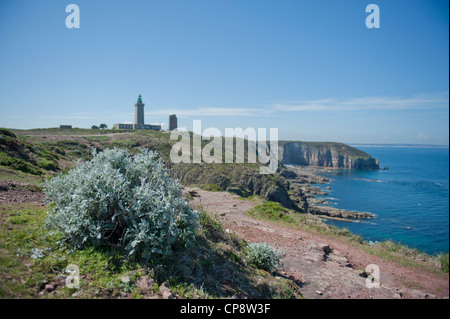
[3,126,449,148]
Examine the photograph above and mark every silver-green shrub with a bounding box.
[245,242,283,272]
[44,148,198,261]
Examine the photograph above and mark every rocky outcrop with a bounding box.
[280,165,375,220]
[168,140,378,216]
[0,129,37,164]
[308,206,374,220]
[279,142,379,170]
[170,163,305,212]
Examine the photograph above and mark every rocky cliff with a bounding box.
[279,141,379,170]
[169,162,305,212]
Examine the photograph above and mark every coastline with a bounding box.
[285,146,449,257]
[350,144,449,149]
[283,164,375,222]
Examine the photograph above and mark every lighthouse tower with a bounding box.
[113,94,161,131]
[135,94,145,127]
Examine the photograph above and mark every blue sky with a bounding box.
[0,0,448,145]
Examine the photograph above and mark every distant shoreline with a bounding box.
[349,144,449,149]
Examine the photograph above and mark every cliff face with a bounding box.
[280,142,379,170]
[170,163,303,211]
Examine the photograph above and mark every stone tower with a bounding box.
[169,114,178,131]
[135,94,145,126]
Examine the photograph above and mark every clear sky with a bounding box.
[0,0,448,145]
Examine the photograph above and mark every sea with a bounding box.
[312,146,449,255]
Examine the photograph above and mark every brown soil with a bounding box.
[186,187,449,299]
[0,181,45,204]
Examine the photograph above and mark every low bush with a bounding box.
[43,148,199,262]
[0,128,17,138]
[245,242,283,272]
[0,152,43,175]
[37,159,59,171]
[439,253,449,273]
[199,184,222,192]
[247,201,296,224]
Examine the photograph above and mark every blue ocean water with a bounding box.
[313,146,449,255]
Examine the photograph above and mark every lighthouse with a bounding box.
[135,94,145,127]
[113,94,161,131]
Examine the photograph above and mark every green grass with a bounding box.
[0,128,17,138]
[0,131,65,175]
[83,136,111,142]
[246,201,352,239]
[154,207,302,298]
[0,166,45,185]
[246,201,448,275]
[108,139,140,148]
[0,202,302,299]
[438,253,449,273]
[196,184,222,192]
[0,203,160,298]
[0,152,43,176]
[37,159,58,171]
[360,241,449,272]
[50,140,87,148]
[13,128,122,136]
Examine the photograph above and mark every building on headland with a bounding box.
[60,125,72,129]
[135,94,145,126]
[114,95,161,131]
[169,114,178,131]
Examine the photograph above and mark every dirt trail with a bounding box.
[0,181,45,204]
[186,187,449,299]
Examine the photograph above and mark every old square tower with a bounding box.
[114,95,161,131]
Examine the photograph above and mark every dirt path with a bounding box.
[186,187,449,299]
[0,181,45,204]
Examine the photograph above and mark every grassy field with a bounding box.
[0,127,306,298]
[0,127,447,299]
[0,202,301,299]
